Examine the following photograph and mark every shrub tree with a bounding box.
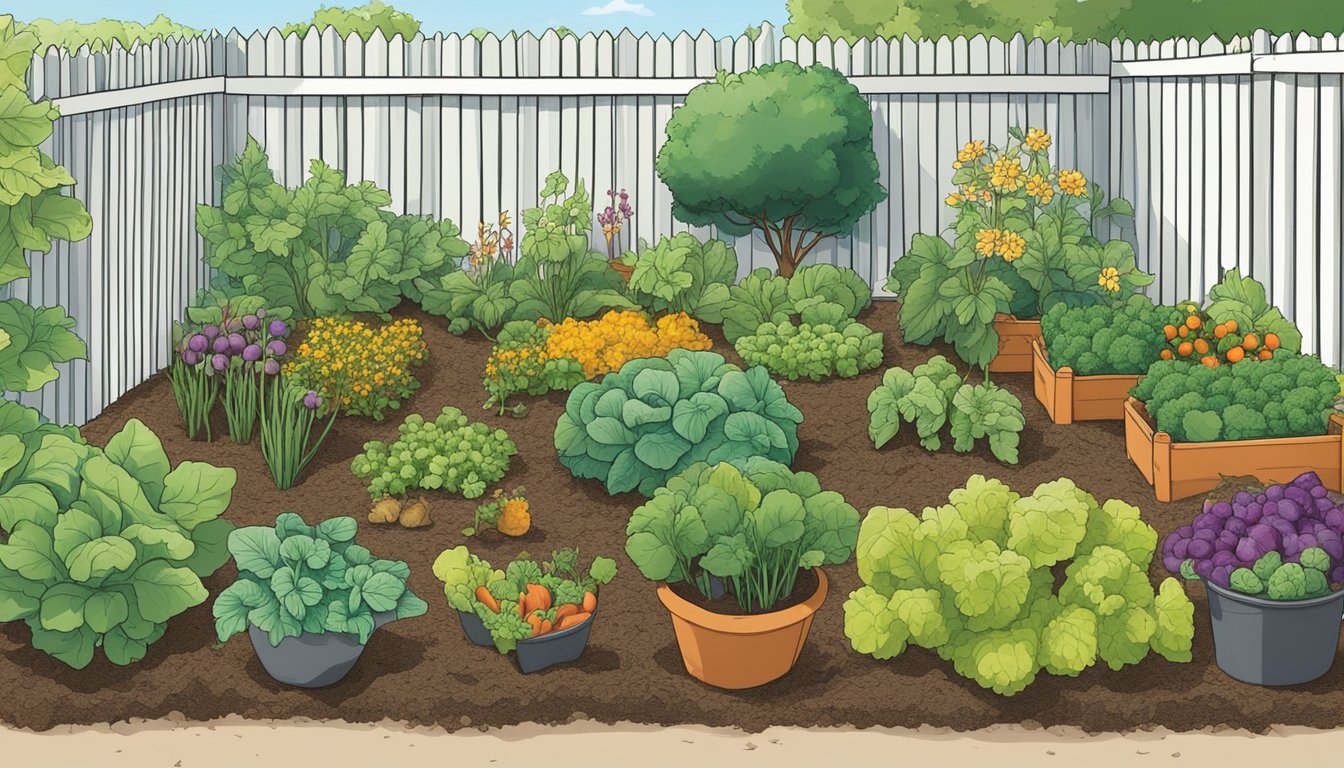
[656,63,885,277]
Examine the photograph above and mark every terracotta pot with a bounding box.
[1032,338,1144,424]
[656,567,828,690]
[1123,397,1344,502]
[609,260,634,282]
[987,314,1042,373]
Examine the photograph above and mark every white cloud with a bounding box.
[580,1,655,17]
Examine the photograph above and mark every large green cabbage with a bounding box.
[553,349,803,496]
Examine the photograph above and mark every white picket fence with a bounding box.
[7,23,1344,426]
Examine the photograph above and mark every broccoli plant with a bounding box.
[845,475,1194,696]
[1041,295,1184,376]
[657,64,885,277]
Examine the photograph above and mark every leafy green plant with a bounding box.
[866,355,1025,463]
[258,377,339,491]
[1041,295,1182,376]
[1131,354,1339,442]
[417,171,631,335]
[553,349,804,496]
[281,1,420,40]
[626,233,738,322]
[1203,268,1304,355]
[351,406,518,500]
[213,512,428,647]
[432,546,616,653]
[20,14,202,52]
[657,64,885,277]
[720,264,871,344]
[481,322,586,417]
[734,317,884,381]
[844,475,1194,696]
[626,458,860,613]
[0,410,236,669]
[196,137,468,319]
[0,16,92,395]
[887,127,1149,370]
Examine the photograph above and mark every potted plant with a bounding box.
[432,546,617,673]
[625,458,861,689]
[213,512,428,688]
[1164,471,1344,685]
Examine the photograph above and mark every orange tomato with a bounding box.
[1201,356,1219,367]
[1264,333,1280,350]
[1242,333,1260,350]
[1194,338,1210,354]
[1178,326,1190,338]
[1159,349,1174,360]
[1225,346,1245,363]
[1225,319,1239,333]
[1258,349,1273,361]
[1186,316,1202,330]
[1177,341,1194,357]
[1213,324,1228,339]
[1163,324,1178,341]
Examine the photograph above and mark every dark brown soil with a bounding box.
[4,301,1342,734]
[668,567,820,616]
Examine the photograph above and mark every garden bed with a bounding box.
[3,301,1343,735]
[1032,338,1143,424]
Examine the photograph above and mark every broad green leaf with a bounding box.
[64,536,137,582]
[0,520,62,581]
[131,561,208,624]
[158,462,235,531]
[102,418,170,506]
[38,582,93,632]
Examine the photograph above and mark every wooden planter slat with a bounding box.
[987,314,1042,374]
[1032,338,1144,424]
[1123,397,1344,502]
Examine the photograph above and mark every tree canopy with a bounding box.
[281,1,421,41]
[785,0,1344,43]
[656,63,886,277]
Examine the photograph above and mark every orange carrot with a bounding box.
[518,593,527,618]
[582,591,597,613]
[526,613,543,638]
[539,619,553,636]
[523,583,553,613]
[475,586,500,613]
[554,604,580,622]
[558,612,591,630]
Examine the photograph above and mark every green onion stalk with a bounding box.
[258,373,338,491]
[722,544,807,614]
[223,360,262,443]
[167,356,218,441]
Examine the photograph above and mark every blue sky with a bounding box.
[8,1,786,37]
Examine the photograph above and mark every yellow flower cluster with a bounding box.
[484,341,554,380]
[989,156,1023,192]
[286,317,428,418]
[1058,169,1088,197]
[1098,266,1121,292]
[974,228,1026,262]
[546,310,712,378]
[1025,128,1052,152]
[1025,173,1054,205]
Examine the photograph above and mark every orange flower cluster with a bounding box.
[545,311,712,379]
[286,317,428,420]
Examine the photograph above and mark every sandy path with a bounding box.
[2,719,1340,767]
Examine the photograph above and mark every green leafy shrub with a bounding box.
[1203,268,1304,355]
[21,14,201,52]
[196,137,468,318]
[626,458,859,612]
[734,316,884,381]
[1131,354,1339,442]
[554,349,804,496]
[0,409,236,669]
[351,406,518,499]
[281,1,419,40]
[213,512,428,647]
[866,355,1025,463]
[417,170,632,334]
[1041,295,1183,376]
[0,17,93,394]
[844,475,1194,696]
[721,263,872,343]
[657,64,885,276]
[886,127,1149,369]
[626,233,738,322]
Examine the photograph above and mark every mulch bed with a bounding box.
[3,301,1341,733]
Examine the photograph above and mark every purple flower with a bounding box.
[263,359,280,376]
[269,320,289,338]
[242,314,261,331]
[242,344,263,362]
[211,354,229,371]
[212,336,231,355]
[256,307,267,320]
[227,333,247,354]
[181,349,200,366]
[267,339,288,357]
[606,189,614,196]
[302,390,322,410]
[202,324,220,340]
[187,334,208,353]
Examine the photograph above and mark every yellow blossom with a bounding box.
[1025,128,1052,152]
[1026,174,1054,205]
[996,231,1027,262]
[1058,169,1088,196]
[1099,266,1121,292]
[990,156,1023,192]
[975,229,1000,258]
[957,140,987,162]
[945,193,965,207]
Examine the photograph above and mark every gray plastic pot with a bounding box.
[515,610,596,674]
[457,609,495,647]
[1204,581,1344,686]
[248,611,395,688]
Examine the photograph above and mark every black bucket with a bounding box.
[1205,581,1344,686]
[457,609,495,647]
[514,611,596,673]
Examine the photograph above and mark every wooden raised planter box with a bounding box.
[987,314,1042,374]
[1123,397,1344,502]
[1032,338,1144,424]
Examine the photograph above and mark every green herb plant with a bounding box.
[351,406,518,500]
[625,233,738,322]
